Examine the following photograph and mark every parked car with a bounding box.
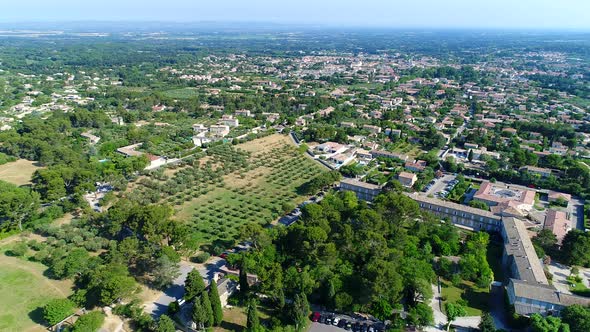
[332,317,341,326]
[338,319,347,328]
[346,321,353,330]
[311,312,321,322]
[319,315,327,324]
[352,323,360,332]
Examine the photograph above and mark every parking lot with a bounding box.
[423,174,457,197]
[310,311,385,332]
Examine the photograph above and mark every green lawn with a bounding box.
[568,278,590,297]
[441,279,490,316]
[0,254,73,331]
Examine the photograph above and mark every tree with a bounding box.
[157,315,176,332]
[562,305,590,332]
[533,229,558,255]
[478,312,496,332]
[290,292,310,330]
[88,263,136,306]
[42,298,75,326]
[468,149,474,162]
[192,295,208,330]
[560,230,590,267]
[239,265,250,294]
[201,292,214,327]
[371,298,393,321]
[0,180,40,230]
[184,269,206,301]
[51,248,90,279]
[151,255,180,289]
[444,302,466,331]
[246,298,261,332]
[209,279,223,326]
[530,313,570,332]
[70,311,105,332]
[407,303,434,328]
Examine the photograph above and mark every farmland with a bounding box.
[126,134,326,246]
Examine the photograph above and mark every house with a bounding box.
[544,210,571,244]
[371,150,409,162]
[340,178,383,202]
[81,131,100,144]
[363,124,382,134]
[235,109,252,117]
[398,172,417,188]
[192,123,208,134]
[295,118,306,126]
[356,149,373,161]
[520,166,553,178]
[405,160,427,172]
[220,115,239,127]
[340,122,356,128]
[315,142,347,155]
[209,125,231,137]
[547,191,571,205]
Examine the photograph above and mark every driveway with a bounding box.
[424,174,456,197]
[308,322,344,332]
[145,257,226,318]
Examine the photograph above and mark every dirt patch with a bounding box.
[237,134,293,154]
[0,159,42,186]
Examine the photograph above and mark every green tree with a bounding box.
[530,313,570,332]
[42,298,75,326]
[192,295,208,330]
[157,315,176,332]
[371,298,393,321]
[560,230,590,267]
[209,279,223,326]
[478,312,496,332]
[246,298,261,332]
[407,303,434,328]
[201,292,214,327]
[444,302,466,331]
[151,255,180,290]
[70,311,105,332]
[88,263,136,306]
[0,180,40,230]
[468,149,474,162]
[184,269,206,301]
[562,305,590,332]
[291,292,310,330]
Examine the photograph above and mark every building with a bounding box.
[209,125,230,137]
[405,160,427,172]
[80,131,100,144]
[235,109,252,117]
[548,191,571,205]
[339,178,383,202]
[544,210,571,244]
[521,166,553,178]
[315,142,348,155]
[362,124,382,134]
[473,182,535,213]
[408,193,502,232]
[398,172,417,188]
[220,115,239,127]
[192,123,208,134]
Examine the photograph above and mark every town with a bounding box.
[0,14,589,332]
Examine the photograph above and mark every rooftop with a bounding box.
[503,217,548,285]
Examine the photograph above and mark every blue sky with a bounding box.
[2,0,589,29]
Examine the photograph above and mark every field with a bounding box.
[441,279,489,316]
[0,159,42,186]
[161,87,200,99]
[0,248,73,332]
[127,134,326,247]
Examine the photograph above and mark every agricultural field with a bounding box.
[126,134,326,247]
[0,159,42,186]
[161,87,201,99]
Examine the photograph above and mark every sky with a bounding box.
[1,0,589,30]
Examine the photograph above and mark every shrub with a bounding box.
[70,311,105,332]
[42,298,75,326]
[9,241,28,257]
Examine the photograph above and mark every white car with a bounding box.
[332,317,340,326]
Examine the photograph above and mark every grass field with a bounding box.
[0,251,73,332]
[441,279,489,316]
[0,159,42,186]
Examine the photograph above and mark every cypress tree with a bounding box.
[246,298,260,332]
[191,296,207,330]
[184,269,206,301]
[209,279,224,326]
[202,292,214,327]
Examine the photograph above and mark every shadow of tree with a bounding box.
[464,288,490,312]
[28,306,46,326]
[220,321,244,331]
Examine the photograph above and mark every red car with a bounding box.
[311,312,321,322]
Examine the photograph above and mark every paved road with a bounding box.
[309,322,345,332]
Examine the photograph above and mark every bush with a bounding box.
[70,311,105,332]
[9,241,28,256]
[193,252,211,263]
[42,298,75,326]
